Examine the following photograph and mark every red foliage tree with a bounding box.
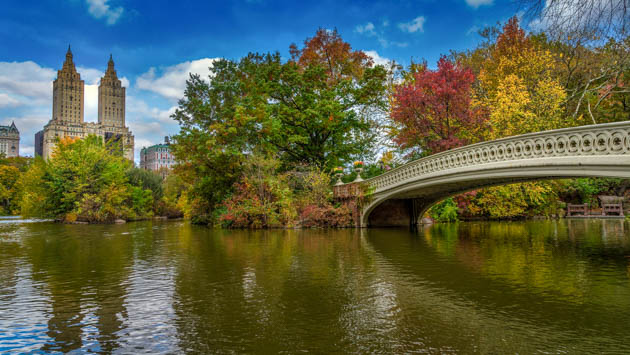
[289,28,373,83]
[391,56,488,154]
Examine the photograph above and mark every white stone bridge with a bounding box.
[334,121,630,227]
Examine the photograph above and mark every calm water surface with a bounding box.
[1,218,630,353]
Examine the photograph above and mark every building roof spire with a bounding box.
[103,53,118,81]
[62,44,75,70]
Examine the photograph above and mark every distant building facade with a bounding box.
[35,47,134,160]
[140,137,175,176]
[0,122,19,158]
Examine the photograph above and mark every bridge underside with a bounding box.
[363,159,630,228]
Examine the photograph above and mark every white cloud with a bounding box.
[364,50,392,67]
[136,58,220,102]
[1,115,50,156]
[86,0,124,25]
[398,16,426,33]
[0,93,20,108]
[0,61,55,105]
[125,97,180,161]
[355,22,376,36]
[77,67,104,85]
[465,0,494,8]
[466,25,481,36]
[85,84,99,122]
[355,22,408,48]
[127,96,177,124]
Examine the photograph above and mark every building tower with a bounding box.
[52,45,84,124]
[98,55,126,127]
[0,121,20,158]
[37,47,135,161]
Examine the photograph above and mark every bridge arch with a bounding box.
[351,122,630,227]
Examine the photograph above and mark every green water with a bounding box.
[1,218,630,353]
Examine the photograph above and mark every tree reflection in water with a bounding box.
[1,219,630,353]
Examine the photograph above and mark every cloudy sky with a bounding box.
[0,0,523,161]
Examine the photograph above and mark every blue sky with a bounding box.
[0,0,524,160]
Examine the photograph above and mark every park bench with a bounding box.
[567,203,589,216]
[601,203,624,216]
[598,195,624,217]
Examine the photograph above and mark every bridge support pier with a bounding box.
[408,198,424,230]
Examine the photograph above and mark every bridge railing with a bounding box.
[362,121,630,194]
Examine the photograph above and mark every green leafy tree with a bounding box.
[172,30,387,223]
[20,136,153,222]
[429,197,460,222]
[0,165,20,215]
[258,51,388,168]
[171,56,264,223]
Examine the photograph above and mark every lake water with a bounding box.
[1,219,630,353]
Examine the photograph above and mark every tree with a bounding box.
[171,56,265,223]
[521,0,630,42]
[258,52,388,168]
[289,28,374,83]
[479,17,570,137]
[172,30,387,223]
[20,136,153,222]
[0,165,20,215]
[391,56,488,155]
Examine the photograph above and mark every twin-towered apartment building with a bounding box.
[35,46,135,160]
[30,47,174,175]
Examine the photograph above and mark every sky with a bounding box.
[0,0,527,161]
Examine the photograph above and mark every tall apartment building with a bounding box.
[140,137,175,177]
[35,47,134,160]
[0,122,19,158]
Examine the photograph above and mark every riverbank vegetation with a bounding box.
[4,9,629,226]
[170,19,630,226]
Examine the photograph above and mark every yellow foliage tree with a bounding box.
[463,17,570,219]
[479,17,570,139]
[489,75,566,139]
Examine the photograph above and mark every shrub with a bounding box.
[299,204,353,228]
[19,135,154,223]
[429,197,459,222]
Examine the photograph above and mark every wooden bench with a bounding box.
[567,203,589,216]
[598,195,624,216]
[602,203,624,216]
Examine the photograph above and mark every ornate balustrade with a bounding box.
[361,121,630,195]
[333,182,361,199]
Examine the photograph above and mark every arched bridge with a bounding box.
[334,121,630,228]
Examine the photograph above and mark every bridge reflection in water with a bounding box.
[334,121,630,227]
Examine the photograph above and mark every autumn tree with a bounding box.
[0,156,30,215]
[391,56,488,155]
[479,17,569,138]
[172,30,388,223]
[0,165,20,215]
[289,28,373,83]
[20,136,154,222]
